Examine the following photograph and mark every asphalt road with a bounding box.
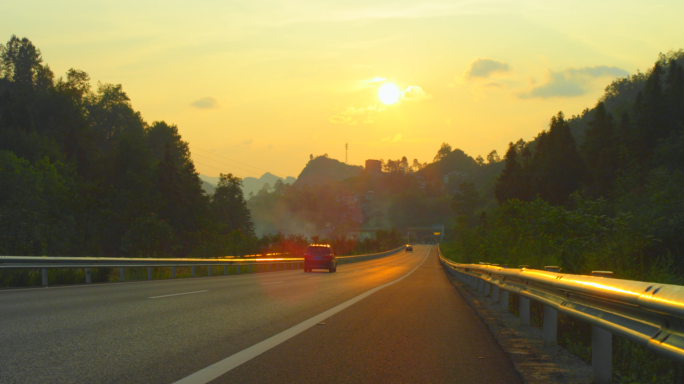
[0,245,522,384]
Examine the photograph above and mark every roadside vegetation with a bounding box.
[442,50,684,383]
[0,35,404,287]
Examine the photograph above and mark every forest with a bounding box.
[0,35,404,286]
[442,50,684,382]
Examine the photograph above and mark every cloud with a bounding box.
[382,134,402,142]
[464,59,510,79]
[401,85,432,102]
[329,104,385,125]
[567,66,629,78]
[520,65,629,99]
[329,115,355,125]
[190,96,219,109]
[242,139,253,145]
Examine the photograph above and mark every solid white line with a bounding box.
[260,281,283,285]
[148,290,208,299]
[173,246,432,384]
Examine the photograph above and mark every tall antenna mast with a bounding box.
[345,143,348,164]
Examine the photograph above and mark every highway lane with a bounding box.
[0,245,521,383]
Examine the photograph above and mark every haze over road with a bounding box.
[0,245,521,383]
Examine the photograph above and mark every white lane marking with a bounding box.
[174,246,432,384]
[260,281,284,285]
[0,269,270,293]
[148,290,208,299]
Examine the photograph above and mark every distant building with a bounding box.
[443,171,469,185]
[346,229,379,240]
[356,191,373,201]
[365,159,382,173]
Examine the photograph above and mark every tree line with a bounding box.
[0,36,408,286]
[0,35,254,264]
[445,50,684,383]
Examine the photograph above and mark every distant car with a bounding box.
[405,245,413,252]
[304,244,337,273]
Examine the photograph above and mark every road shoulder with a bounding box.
[441,266,593,384]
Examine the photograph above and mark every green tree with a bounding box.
[494,142,525,203]
[452,182,481,225]
[0,35,43,88]
[581,102,618,197]
[486,150,500,164]
[530,112,586,205]
[433,142,452,162]
[212,173,255,236]
[121,214,174,257]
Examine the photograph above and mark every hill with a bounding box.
[293,155,363,186]
[200,173,296,196]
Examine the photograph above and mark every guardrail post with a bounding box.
[171,267,175,279]
[236,265,240,274]
[208,266,212,277]
[592,326,612,383]
[519,296,530,325]
[492,286,499,302]
[41,268,48,286]
[591,271,613,383]
[224,265,228,275]
[500,290,509,312]
[543,306,558,346]
[268,264,271,272]
[484,282,491,297]
[147,267,152,280]
[85,268,91,284]
[120,268,125,282]
[192,266,196,277]
[542,266,560,346]
[478,279,484,295]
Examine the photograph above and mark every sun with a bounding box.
[378,83,400,105]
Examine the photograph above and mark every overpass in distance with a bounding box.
[0,246,522,383]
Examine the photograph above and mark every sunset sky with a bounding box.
[2,0,683,179]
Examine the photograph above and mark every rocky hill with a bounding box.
[293,155,363,186]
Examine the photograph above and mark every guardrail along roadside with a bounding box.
[438,246,684,384]
[0,246,405,287]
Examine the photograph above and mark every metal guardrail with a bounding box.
[0,246,405,287]
[438,246,684,384]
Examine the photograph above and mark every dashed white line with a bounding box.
[148,290,208,299]
[174,246,431,384]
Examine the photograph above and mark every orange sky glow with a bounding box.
[2,0,683,179]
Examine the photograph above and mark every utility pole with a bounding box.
[345,143,348,164]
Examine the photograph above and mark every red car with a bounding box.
[304,244,337,273]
